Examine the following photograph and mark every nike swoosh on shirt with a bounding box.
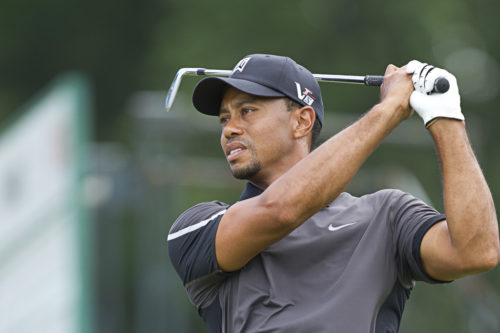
[328,223,355,232]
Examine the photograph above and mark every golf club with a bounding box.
[165,68,449,112]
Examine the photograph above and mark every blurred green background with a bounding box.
[1,0,499,332]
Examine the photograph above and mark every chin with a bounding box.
[230,160,262,180]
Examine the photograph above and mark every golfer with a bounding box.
[167,54,500,332]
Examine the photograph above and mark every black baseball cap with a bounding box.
[192,54,324,126]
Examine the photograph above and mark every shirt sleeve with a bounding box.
[167,201,229,286]
[384,189,448,286]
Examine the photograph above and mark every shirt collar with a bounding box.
[239,182,264,200]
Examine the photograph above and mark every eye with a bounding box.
[241,107,255,115]
[219,115,230,125]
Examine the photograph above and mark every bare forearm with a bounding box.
[264,101,405,226]
[429,119,500,267]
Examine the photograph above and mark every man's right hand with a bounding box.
[379,64,415,122]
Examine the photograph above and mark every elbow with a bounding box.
[478,248,500,272]
[463,214,500,273]
[463,243,500,274]
[481,219,500,271]
[491,240,500,269]
[258,192,300,231]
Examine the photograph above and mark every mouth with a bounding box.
[227,147,247,162]
[225,142,248,162]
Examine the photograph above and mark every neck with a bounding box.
[248,146,309,189]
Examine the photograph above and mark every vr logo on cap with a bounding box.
[233,57,251,73]
[295,82,316,106]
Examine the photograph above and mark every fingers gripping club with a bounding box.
[406,60,464,127]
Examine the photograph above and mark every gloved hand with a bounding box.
[406,60,464,128]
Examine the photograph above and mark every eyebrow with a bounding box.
[219,98,261,115]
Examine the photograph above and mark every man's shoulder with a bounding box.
[362,188,409,202]
[327,189,422,220]
[169,200,230,234]
[335,189,408,206]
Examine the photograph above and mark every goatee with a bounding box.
[231,159,262,180]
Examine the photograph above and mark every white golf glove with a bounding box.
[406,60,464,128]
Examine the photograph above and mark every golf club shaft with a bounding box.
[165,68,383,112]
[165,68,449,112]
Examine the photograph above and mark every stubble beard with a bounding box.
[230,156,262,180]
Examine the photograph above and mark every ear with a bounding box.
[292,106,315,140]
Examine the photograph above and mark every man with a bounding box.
[167,54,500,332]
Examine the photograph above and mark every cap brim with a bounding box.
[192,77,286,116]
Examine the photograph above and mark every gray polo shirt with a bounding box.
[167,182,447,333]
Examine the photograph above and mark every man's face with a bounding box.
[219,87,296,183]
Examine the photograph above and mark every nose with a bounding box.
[222,116,243,139]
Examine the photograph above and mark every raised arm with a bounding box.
[407,61,500,280]
[216,65,414,272]
[420,119,500,280]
